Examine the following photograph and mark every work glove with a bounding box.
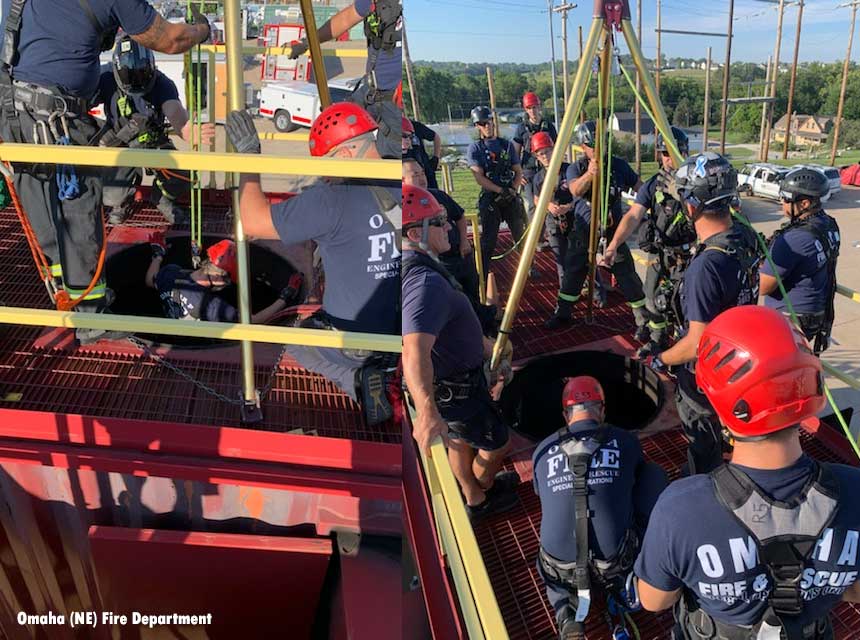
[656,167,681,202]
[225,110,262,155]
[189,6,212,44]
[647,352,668,374]
[429,156,440,172]
[149,231,167,259]
[278,272,304,303]
[289,38,309,60]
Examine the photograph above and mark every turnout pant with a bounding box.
[286,344,369,402]
[644,256,670,345]
[352,79,400,160]
[103,141,190,210]
[0,106,107,310]
[478,191,527,277]
[522,176,536,224]
[675,368,724,475]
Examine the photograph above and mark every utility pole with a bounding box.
[487,66,501,132]
[782,0,804,160]
[635,0,642,172]
[548,0,561,129]
[762,0,787,161]
[656,0,662,93]
[719,0,735,154]
[402,25,421,120]
[553,3,577,109]
[758,56,773,160]
[831,1,859,166]
[578,25,585,123]
[703,47,712,152]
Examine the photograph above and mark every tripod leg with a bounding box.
[491,17,606,370]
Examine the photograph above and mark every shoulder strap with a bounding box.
[78,0,104,34]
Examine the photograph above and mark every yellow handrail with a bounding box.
[409,404,509,639]
[0,145,399,179]
[199,44,367,58]
[0,307,400,353]
[258,132,310,142]
[837,283,860,303]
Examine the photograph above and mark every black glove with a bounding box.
[225,110,261,155]
[429,156,440,172]
[289,38,309,60]
[189,6,211,44]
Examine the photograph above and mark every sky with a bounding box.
[405,0,856,65]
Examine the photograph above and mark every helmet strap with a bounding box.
[403,220,438,260]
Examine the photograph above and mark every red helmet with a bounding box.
[207,239,238,282]
[562,376,605,408]
[522,92,540,108]
[394,81,403,109]
[531,131,554,153]
[402,184,444,227]
[309,102,378,157]
[402,116,414,136]
[696,306,824,438]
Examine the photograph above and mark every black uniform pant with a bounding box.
[644,256,671,345]
[522,175,537,223]
[0,105,107,310]
[103,141,190,210]
[675,368,724,475]
[548,222,647,325]
[478,191,527,277]
[352,78,399,160]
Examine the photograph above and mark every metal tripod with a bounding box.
[491,0,684,370]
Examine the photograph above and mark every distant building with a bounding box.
[611,112,656,143]
[772,114,834,147]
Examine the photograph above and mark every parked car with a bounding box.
[737,163,790,201]
[258,78,360,132]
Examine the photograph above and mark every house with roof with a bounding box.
[772,114,834,147]
[610,112,656,143]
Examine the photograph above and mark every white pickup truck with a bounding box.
[258,78,361,132]
[738,162,837,202]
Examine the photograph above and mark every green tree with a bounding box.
[673,97,691,127]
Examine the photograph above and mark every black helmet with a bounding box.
[575,121,597,147]
[656,126,689,155]
[113,36,156,96]
[675,152,738,211]
[779,167,830,202]
[471,106,493,125]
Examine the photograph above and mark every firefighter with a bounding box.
[402,157,479,303]
[467,105,528,279]
[561,121,649,336]
[760,168,841,355]
[533,376,668,639]
[636,305,860,640]
[288,0,402,158]
[603,126,696,357]
[224,104,400,425]
[402,184,518,521]
[403,115,442,189]
[145,235,301,324]
[648,152,761,476]
[513,92,557,224]
[98,36,216,225]
[0,1,209,344]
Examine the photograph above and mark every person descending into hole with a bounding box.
[146,233,301,324]
[532,376,667,640]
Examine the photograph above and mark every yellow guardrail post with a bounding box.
[837,283,860,303]
[464,213,485,304]
[208,49,217,189]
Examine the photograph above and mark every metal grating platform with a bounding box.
[0,206,398,442]
[490,232,636,362]
[477,236,860,639]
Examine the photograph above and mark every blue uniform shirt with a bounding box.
[155,264,238,323]
[635,456,860,627]
[566,155,639,221]
[270,182,401,335]
[761,213,840,314]
[402,250,484,380]
[533,162,574,207]
[96,68,179,141]
[634,174,659,208]
[466,137,521,189]
[1,0,156,99]
[513,118,558,178]
[354,0,402,91]
[532,419,647,562]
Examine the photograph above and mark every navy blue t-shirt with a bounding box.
[155,264,238,323]
[762,213,840,314]
[96,68,179,142]
[430,188,465,259]
[634,174,659,208]
[270,182,401,335]
[354,0,402,90]
[1,0,156,99]
[513,118,558,177]
[402,251,484,380]
[532,420,649,562]
[636,456,860,627]
[566,155,639,220]
[466,137,521,189]
[533,162,574,207]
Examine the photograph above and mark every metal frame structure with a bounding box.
[490,0,681,370]
[0,0,399,422]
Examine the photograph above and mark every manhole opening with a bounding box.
[106,235,298,348]
[499,350,664,441]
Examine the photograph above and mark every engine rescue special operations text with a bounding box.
[17,611,214,628]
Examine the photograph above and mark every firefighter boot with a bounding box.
[74,297,131,345]
[631,302,650,344]
[156,196,190,226]
[557,605,584,640]
[356,364,393,425]
[544,298,574,330]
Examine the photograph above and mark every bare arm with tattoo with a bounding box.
[131,14,208,55]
